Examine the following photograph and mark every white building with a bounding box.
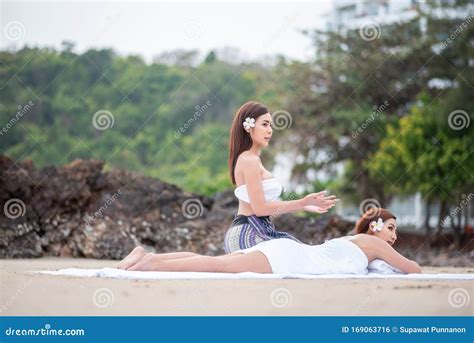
[329,0,421,31]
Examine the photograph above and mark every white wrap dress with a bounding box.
[234,236,369,275]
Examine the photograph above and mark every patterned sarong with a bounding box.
[223,214,301,253]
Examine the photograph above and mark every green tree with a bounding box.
[368,94,473,242]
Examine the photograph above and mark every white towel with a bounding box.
[368,258,404,274]
[31,268,474,280]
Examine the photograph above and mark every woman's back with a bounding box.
[234,236,369,275]
[234,152,274,216]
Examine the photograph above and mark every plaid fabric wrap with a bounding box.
[224,215,301,253]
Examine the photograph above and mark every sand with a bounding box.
[0,258,472,316]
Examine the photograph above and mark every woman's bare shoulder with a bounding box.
[235,153,261,184]
[238,151,260,161]
[237,152,260,167]
[348,233,372,244]
[348,234,385,253]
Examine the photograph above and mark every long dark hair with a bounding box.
[228,101,269,185]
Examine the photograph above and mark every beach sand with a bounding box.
[0,258,472,316]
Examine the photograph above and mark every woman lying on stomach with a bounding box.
[117,207,422,274]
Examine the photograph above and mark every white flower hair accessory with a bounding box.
[243,117,255,130]
[369,218,384,232]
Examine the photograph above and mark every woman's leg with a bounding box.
[117,246,199,270]
[127,251,272,273]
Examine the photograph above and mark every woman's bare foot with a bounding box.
[127,253,158,271]
[117,246,146,270]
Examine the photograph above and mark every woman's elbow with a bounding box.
[409,261,422,274]
[252,204,267,217]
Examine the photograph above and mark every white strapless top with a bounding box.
[234,178,283,203]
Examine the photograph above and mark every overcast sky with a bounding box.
[1,0,333,63]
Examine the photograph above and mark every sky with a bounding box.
[1,0,333,63]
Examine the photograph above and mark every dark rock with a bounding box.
[0,155,230,259]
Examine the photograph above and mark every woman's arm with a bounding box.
[369,236,422,274]
[241,155,305,216]
[241,156,337,217]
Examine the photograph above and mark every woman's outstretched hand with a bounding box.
[303,205,330,214]
[303,191,339,214]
